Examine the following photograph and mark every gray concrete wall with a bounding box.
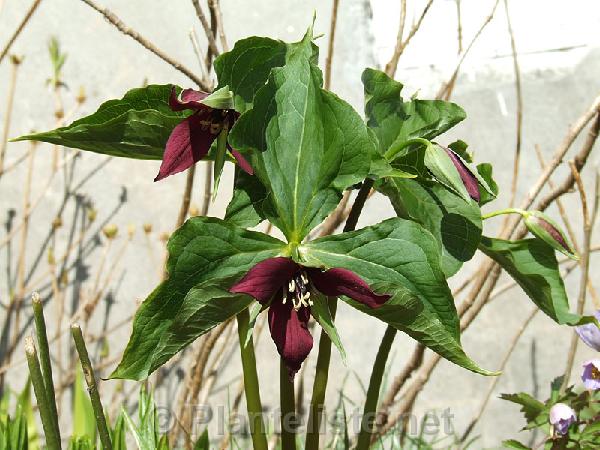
[1,0,599,447]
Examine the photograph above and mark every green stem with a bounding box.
[355,326,397,450]
[24,337,62,450]
[481,207,526,220]
[71,324,113,450]
[31,293,61,442]
[384,138,431,161]
[280,359,297,450]
[305,299,337,450]
[236,309,268,450]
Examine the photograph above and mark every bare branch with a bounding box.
[191,0,220,57]
[79,0,209,90]
[0,0,43,64]
[324,0,340,90]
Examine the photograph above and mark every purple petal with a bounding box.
[268,298,313,379]
[169,86,211,111]
[575,310,600,351]
[582,360,600,390]
[228,145,254,175]
[230,257,299,304]
[154,115,217,181]
[549,403,576,435]
[307,267,390,308]
[444,148,480,202]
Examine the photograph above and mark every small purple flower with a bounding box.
[549,403,576,436]
[575,310,600,351]
[582,359,600,390]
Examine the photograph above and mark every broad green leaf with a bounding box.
[13,84,189,159]
[479,237,594,326]
[476,163,498,205]
[73,369,96,442]
[301,217,460,341]
[377,177,482,277]
[224,169,269,228]
[362,68,466,156]
[152,278,254,373]
[502,439,531,449]
[214,36,288,113]
[500,392,545,425]
[311,294,346,363]
[424,143,471,202]
[202,85,234,110]
[194,429,210,450]
[348,281,493,375]
[111,217,286,380]
[230,29,373,242]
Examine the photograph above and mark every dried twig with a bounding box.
[324,0,340,90]
[79,0,208,90]
[208,0,228,52]
[455,0,462,53]
[0,0,42,64]
[0,56,22,176]
[384,0,433,77]
[191,0,220,58]
[561,163,596,390]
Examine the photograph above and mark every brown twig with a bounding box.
[455,0,462,54]
[191,0,220,58]
[0,0,42,64]
[79,0,208,90]
[0,55,22,177]
[208,0,229,52]
[384,0,432,77]
[561,162,596,391]
[324,0,340,90]
[503,0,523,211]
[436,0,501,100]
[461,307,539,442]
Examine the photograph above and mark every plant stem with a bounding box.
[305,300,337,450]
[71,324,113,450]
[280,360,297,449]
[355,326,397,450]
[236,309,268,450]
[481,207,525,220]
[32,293,61,441]
[24,336,62,450]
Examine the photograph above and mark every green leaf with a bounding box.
[214,36,288,113]
[13,84,189,160]
[194,429,210,450]
[202,85,234,110]
[213,125,229,193]
[111,411,127,450]
[424,143,471,202]
[111,217,286,380]
[377,177,482,277]
[243,302,265,347]
[311,294,346,363]
[73,369,96,441]
[229,29,373,242]
[300,218,492,375]
[17,380,38,450]
[476,163,498,205]
[502,439,531,449]
[362,68,466,156]
[500,393,545,424]
[479,237,594,326]
[224,169,269,228]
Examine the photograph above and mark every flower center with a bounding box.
[198,110,229,135]
[282,271,313,311]
[592,366,600,380]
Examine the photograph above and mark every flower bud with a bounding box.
[549,403,576,436]
[582,359,600,390]
[444,147,480,202]
[524,211,578,260]
[102,224,118,240]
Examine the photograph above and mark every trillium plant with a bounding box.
[15,22,599,449]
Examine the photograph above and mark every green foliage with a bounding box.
[73,370,96,442]
[14,85,189,160]
[479,237,594,326]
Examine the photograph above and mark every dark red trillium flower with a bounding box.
[443,147,480,202]
[154,87,253,181]
[230,257,391,378]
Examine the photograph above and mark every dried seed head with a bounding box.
[52,215,63,229]
[189,204,199,216]
[77,86,87,104]
[143,223,153,234]
[86,207,97,223]
[159,231,170,243]
[102,224,118,240]
[127,223,136,238]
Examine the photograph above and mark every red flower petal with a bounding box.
[169,86,210,112]
[230,257,298,304]
[154,115,217,181]
[444,148,480,202]
[268,298,313,379]
[228,145,254,175]
[308,267,390,308]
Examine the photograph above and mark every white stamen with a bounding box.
[288,279,296,292]
[301,273,308,284]
[282,291,287,304]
